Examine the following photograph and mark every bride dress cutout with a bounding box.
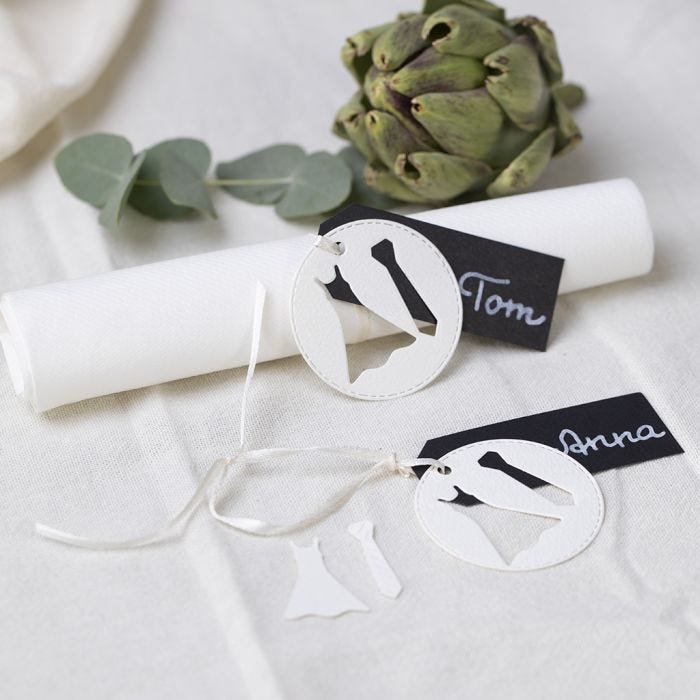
[284,537,368,620]
[317,269,417,382]
[315,240,436,385]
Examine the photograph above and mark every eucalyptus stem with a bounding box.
[55,135,355,227]
[209,177,291,186]
[134,177,291,187]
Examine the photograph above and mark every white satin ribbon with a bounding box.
[35,281,445,550]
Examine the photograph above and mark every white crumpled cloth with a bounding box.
[0,0,140,162]
[0,1,699,698]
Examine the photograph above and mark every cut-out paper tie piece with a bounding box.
[34,275,604,573]
[348,520,402,598]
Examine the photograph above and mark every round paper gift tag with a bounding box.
[415,439,604,571]
[291,220,462,400]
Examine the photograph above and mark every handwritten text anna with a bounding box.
[559,425,667,457]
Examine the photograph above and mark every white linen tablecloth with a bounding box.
[1,1,699,698]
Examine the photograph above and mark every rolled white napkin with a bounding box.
[0,179,653,411]
[413,178,653,295]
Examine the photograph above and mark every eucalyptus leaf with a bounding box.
[160,150,216,217]
[98,151,146,229]
[339,146,399,209]
[275,152,353,219]
[129,138,211,219]
[55,133,133,207]
[216,144,305,204]
[56,133,363,230]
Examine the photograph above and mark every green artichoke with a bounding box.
[333,0,584,204]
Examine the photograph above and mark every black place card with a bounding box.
[417,393,684,506]
[319,204,564,351]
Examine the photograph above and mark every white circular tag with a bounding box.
[290,220,463,400]
[415,439,604,571]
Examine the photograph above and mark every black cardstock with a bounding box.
[319,204,564,351]
[417,393,684,506]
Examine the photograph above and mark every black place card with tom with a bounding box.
[319,204,564,351]
[417,393,683,506]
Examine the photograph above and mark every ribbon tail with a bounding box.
[34,457,231,550]
[33,282,268,550]
[31,274,429,550]
[208,455,396,536]
[238,282,266,447]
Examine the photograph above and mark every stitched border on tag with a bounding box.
[291,219,463,400]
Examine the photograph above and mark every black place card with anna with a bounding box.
[417,393,683,506]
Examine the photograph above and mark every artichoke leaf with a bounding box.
[346,22,395,56]
[551,94,581,155]
[486,122,535,167]
[363,65,384,99]
[333,91,377,161]
[486,126,555,197]
[553,82,585,110]
[390,47,486,97]
[342,22,394,82]
[423,0,505,22]
[332,90,366,136]
[395,151,492,200]
[422,4,514,58]
[339,147,401,208]
[372,14,430,71]
[484,36,549,132]
[364,163,431,203]
[410,88,503,161]
[365,110,430,170]
[365,67,437,147]
[510,16,563,83]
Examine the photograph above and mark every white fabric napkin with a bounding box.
[0,179,653,411]
[0,0,140,161]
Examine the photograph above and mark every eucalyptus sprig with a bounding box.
[54,134,397,229]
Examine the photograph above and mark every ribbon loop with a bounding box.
[34,277,424,551]
[313,234,343,255]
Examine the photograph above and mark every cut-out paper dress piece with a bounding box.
[284,537,368,620]
[415,439,604,571]
[348,520,402,599]
[291,221,462,400]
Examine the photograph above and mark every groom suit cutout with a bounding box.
[434,450,573,568]
[317,239,438,384]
